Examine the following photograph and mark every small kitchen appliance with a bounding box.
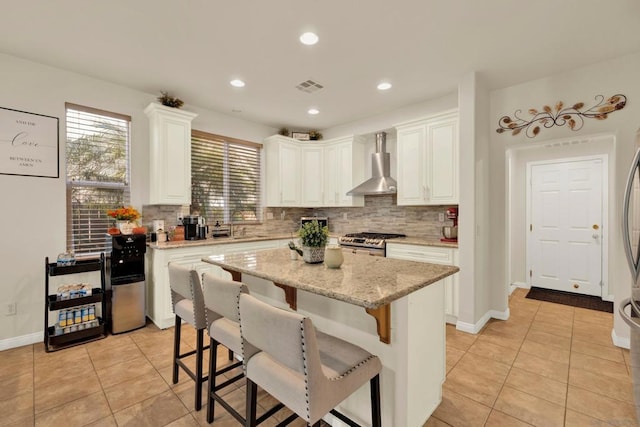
[183,215,206,240]
[441,207,459,243]
[338,232,406,257]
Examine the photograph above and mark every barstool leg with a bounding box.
[172,315,181,384]
[370,375,381,427]
[195,328,204,411]
[246,379,258,427]
[207,338,218,423]
[228,348,234,361]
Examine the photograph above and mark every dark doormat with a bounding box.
[526,286,613,313]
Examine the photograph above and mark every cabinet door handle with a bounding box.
[280,191,283,203]
[406,251,427,257]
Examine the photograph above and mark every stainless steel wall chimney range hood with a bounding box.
[347,132,397,196]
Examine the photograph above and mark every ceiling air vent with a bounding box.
[296,80,324,93]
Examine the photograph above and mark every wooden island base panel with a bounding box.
[224,264,391,343]
[206,248,458,426]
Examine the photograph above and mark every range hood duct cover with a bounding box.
[347,132,397,196]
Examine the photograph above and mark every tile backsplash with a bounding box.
[142,196,455,240]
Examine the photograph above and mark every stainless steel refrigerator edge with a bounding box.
[620,129,640,420]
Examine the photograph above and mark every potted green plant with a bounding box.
[309,130,323,140]
[297,220,329,264]
[157,91,184,108]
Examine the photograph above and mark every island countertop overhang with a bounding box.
[201,247,459,309]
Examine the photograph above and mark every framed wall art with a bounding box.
[292,132,310,141]
[0,107,59,178]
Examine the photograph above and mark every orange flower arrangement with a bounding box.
[106,206,141,221]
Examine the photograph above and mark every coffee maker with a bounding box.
[182,215,207,240]
[441,207,458,243]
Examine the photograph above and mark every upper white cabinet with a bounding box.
[264,135,301,206]
[301,145,324,206]
[395,110,458,206]
[323,136,365,207]
[145,103,198,205]
[264,135,364,207]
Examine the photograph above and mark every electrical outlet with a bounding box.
[177,212,183,223]
[266,212,274,220]
[343,212,348,220]
[6,302,16,316]
[439,213,445,222]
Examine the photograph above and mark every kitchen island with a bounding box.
[202,248,459,427]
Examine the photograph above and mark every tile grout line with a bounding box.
[130,328,194,425]
[481,297,541,427]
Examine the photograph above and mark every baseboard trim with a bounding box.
[612,328,630,349]
[456,308,510,334]
[0,331,42,351]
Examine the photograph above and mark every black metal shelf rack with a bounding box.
[44,254,107,352]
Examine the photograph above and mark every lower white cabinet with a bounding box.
[146,239,290,329]
[386,243,459,324]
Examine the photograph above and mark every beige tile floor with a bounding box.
[427,288,639,427]
[0,288,637,426]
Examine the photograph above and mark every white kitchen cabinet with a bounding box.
[323,136,365,207]
[264,135,301,206]
[146,239,290,329]
[395,110,458,206]
[144,103,198,205]
[386,243,459,324]
[301,146,324,206]
[264,134,364,207]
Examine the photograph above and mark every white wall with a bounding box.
[490,51,640,343]
[457,72,494,332]
[0,53,274,346]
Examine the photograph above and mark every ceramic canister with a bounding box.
[324,246,344,269]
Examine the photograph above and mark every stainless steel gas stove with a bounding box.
[338,232,406,257]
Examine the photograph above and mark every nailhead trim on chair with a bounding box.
[300,319,311,422]
[238,290,247,374]
[328,354,378,382]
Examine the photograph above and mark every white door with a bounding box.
[528,159,603,296]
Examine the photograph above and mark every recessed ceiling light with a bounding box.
[377,82,392,91]
[308,108,320,115]
[230,79,245,88]
[299,32,319,45]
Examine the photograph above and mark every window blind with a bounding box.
[65,103,131,255]
[191,131,262,226]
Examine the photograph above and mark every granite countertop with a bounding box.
[201,248,459,309]
[149,234,458,250]
[148,234,293,250]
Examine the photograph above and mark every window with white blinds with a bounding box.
[65,103,131,255]
[191,130,262,225]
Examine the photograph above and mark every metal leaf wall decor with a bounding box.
[496,94,627,138]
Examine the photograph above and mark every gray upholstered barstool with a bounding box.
[202,273,284,425]
[239,293,383,427]
[168,263,210,411]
